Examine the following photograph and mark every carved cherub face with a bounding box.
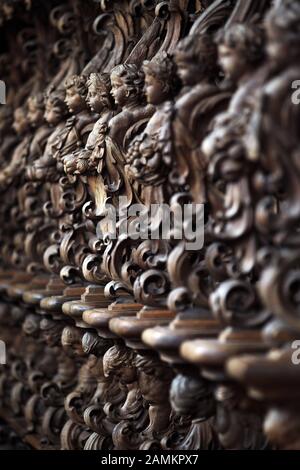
[266,27,290,67]
[110,64,144,108]
[266,37,286,66]
[265,2,300,68]
[61,326,85,357]
[118,366,136,385]
[13,107,28,135]
[27,96,44,127]
[175,52,197,86]
[65,85,86,114]
[143,53,179,105]
[218,43,247,83]
[110,73,128,107]
[175,35,219,87]
[86,73,113,113]
[87,82,106,113]
[87,82,101,113]
[45,97,63,126]
[217,24,265,83]
[103,345,136,384]
[144,73,165,105]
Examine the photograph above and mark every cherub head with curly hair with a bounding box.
[103,345,136,384]
[27,93,45,127]
[174,33,219,87]
[13,105,29,136]
[142,52,180,105]
[64,74,88,114]
[110,64,145,107]
[216,23,265,83]
[265,0,300,68]
[86,72,115,113]
[44,87,69,126]
[61,326,84,357]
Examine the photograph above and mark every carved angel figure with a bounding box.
[86,63,155,217]
[63,73,116,176]
[27,88,69,182]
[0,105,31,190]
[161,33,231,204]
[125,52,181,204]
[54,75,98,165]
[201,22,266,275]
[105,63,154,197]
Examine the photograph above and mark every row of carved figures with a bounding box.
[0,0,300,450]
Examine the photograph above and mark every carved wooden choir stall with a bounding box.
[0,0,299,450]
